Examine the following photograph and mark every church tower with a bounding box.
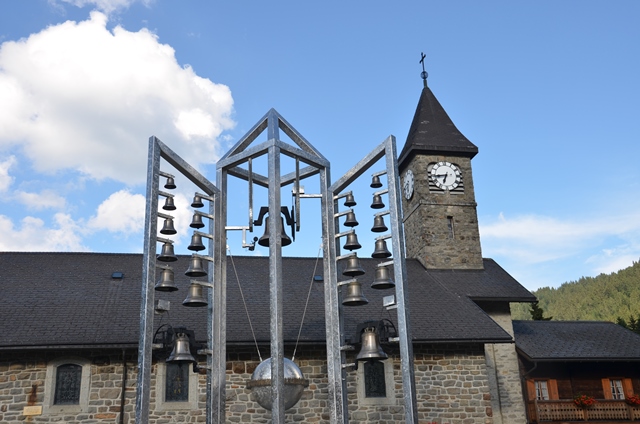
[398,71,483,270]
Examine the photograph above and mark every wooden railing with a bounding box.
[528,399,640,422]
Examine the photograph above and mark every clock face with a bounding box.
[430,161,461,190]
[403,169,414,200]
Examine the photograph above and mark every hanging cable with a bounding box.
[292,243,323,362]
[228,246,263,362]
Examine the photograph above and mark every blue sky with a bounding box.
[0,0,639,291]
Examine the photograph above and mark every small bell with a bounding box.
[167,332,196,363]
[188,233,206,251]
[162,196,176,211]
[371,215,388,233]
[371,266,395,290]
[191,195,204,208]
[343,210,359,227]
[164,177,176,190]
[155,267,178,292]
[342,280,368,306]
[342,256,365,277]
[344,193,356,207]
[371,239,392,258]
[356,327,388,361]
[190,213,205,229]
[343,232,362,251]
[160,217,177,235]
[257,216,292,247]
[371,194,385,209]
[157,242,178,262]
[183,282,208,307]
[185,256,207,277]
[370,175,382,188]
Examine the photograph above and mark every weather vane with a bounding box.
[419,52,428,87]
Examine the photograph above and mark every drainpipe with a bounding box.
[120,349,127,424]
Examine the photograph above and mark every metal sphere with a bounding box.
[246,357,308,411]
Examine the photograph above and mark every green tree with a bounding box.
[530,301,552,320]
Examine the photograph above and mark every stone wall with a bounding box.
[0,343,494,423]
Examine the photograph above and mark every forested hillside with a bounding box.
[511,259,640,322]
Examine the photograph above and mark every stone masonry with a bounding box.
[0,343,495,424]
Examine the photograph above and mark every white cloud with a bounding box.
[15,189,67,210]
[55,0,154,15]
[0,156,16,192]
[87,189,145,233]
[0,214,86,251]
[0,11,234,185]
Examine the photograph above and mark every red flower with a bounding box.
[574,394,597,408]
[626,394,640,406]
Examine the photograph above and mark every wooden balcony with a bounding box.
[528,399,640,423]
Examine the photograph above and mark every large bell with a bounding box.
[371,239,392,258]
[167,333,196,364]
[160,217,177,235]
[162,196,176,211]
[343,210,359,227]
[183,282,207,307]
[190,213,205,229]
[342,256,365,277]
[155,267,178,292]
[344,193,356,207]
[343,232,361,251]
[164,177,176,190]
[371,265,395,290]
[257,216,292,247]
[185,256,207,277]
[188,233,206,251]
[356,327,388,361]
[371,193,385,209]
[157,242,177,262]
[191,194,204,208]
[371,215,388,233]
[370,175,382,188]
[342,280,368,306]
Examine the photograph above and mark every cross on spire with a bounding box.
[419,52,428,87]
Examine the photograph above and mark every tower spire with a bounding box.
[419,52,428,87]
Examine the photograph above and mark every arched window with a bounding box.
[54,364,82,405]
[44,358,91,414]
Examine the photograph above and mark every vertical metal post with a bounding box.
[385,136,418,423]
[136,136,161,424]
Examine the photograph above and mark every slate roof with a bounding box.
[398,86,478,171]
[0,252,533,350]
[513,320,640,362]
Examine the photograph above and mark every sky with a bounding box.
[0,0,639,291]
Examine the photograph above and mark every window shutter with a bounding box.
[602,378,613,399]
[623,378,633,397]
[526,380,536,401]
[548,379,559,400]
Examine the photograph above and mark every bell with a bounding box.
[370,175,382,188]
[164,177,176,190]
[371,194,385,209]
[343,210,359,227]
[188,233,206,251]
[183,282,208,307]
[356,327,388,361]
[167,333,196,364]
[371,215,388,233]
[343,232,362,251]
[342,280,368,306]
[344,193,356,207]
[371,265,395,290]
[371,239,392,258]
[154,267,178,292]
[185,256,207,277]
[190,213,205,229]
[162,196,176,211]
[157,242,178,262]
[342,256,365,277]
[191,195,204,208]
[257,216,292,247]
[160,217,177,235]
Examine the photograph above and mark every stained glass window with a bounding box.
[54,364,82,405]
[364,361,386,398]
[165,362,189,402]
